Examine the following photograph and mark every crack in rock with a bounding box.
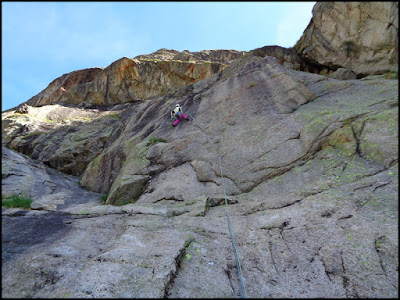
[163,237,194,297]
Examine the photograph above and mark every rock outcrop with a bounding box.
[293,2,398,77]
[25,68,103,107]
[25,49,245,108]
[2,146,102,211]
[2,104,124,175]
[249,45,303,70]
[135,48,246,63]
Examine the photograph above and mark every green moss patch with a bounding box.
[2,194,33,209]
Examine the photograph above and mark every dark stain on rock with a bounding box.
[1,212,72,265]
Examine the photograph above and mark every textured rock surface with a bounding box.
[249,45,303,71]
[294,2,398,76]
[25,68,103,107]
[75,55,319,203]
[1,3,399,296]
[25,49,245,108]
[2,105,124,176]
[135,48,246,63]
[2,146,102,211]
[2,54,398,297]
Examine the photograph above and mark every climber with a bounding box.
[171,104,190,127]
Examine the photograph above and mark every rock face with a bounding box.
[25,68,103,107]
[2,53,398,298]
[293,2,398,76]
[2,104,124,176]
[249,45,303,70]
[25,49,245,108]
[135,48,246,63]
[2,146,103,211]
[1,3,399,298]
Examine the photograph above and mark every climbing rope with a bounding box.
[187,113,247,298]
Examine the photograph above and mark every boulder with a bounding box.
[329,67,357,80]
[30,202,57,211]
[106,174,150,206]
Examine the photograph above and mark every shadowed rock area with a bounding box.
[2,2,398,298]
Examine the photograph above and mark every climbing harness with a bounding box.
[187,112,247,298]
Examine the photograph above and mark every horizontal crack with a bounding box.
[337,215,353,221]
[268,198,303,210]
[153,197,185,204]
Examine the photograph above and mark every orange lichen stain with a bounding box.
[127,60,140,79]
[118,69,124,82]
[189,64,196,74]
[338,134,352,143]
[127,63,140,80]
[200,67,206,79]
[160,61,167,72]
[132,66,140,79]
[117,60,138,81]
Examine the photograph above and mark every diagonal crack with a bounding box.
[163,237,194,298]
[374,236,397,291]
[224,266,236,296]
[267,240,280,276]
[372,180,391,192]
[339,250,350,297]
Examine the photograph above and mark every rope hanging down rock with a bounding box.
[187,112,247,298]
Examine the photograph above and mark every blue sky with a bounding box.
[2,1,316,111]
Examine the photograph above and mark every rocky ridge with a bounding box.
[2,2,398,298]
[24,49,245,108]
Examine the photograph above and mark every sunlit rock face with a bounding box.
[25,49,246,107]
